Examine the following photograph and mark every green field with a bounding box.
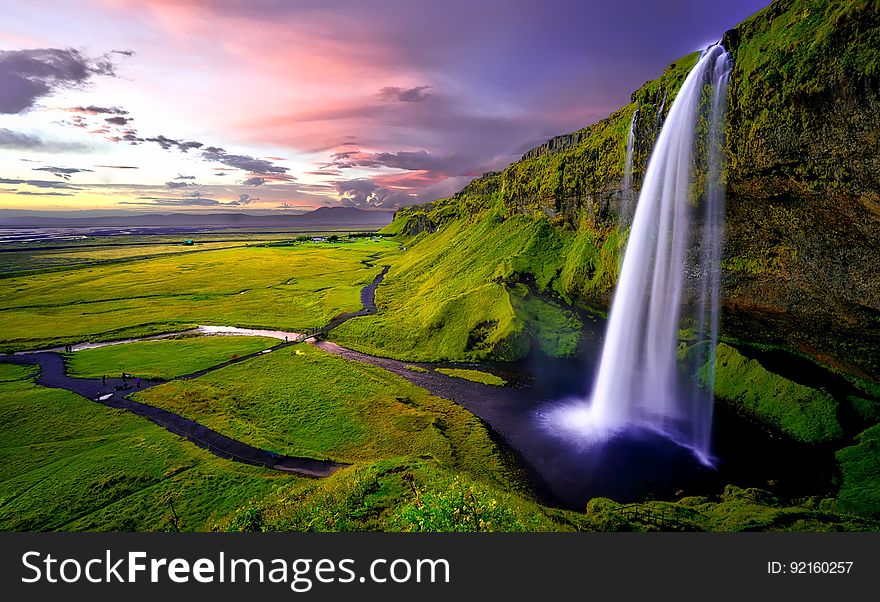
[134,343,506,469]
[0,239,397,352]
[0,363,288,531]
[435,367,507,386]
[66,335,277,380]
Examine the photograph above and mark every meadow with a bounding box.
[133,343,506,467]
[0,238,398,352]
[66,335,277,380]
[0,363,288,531]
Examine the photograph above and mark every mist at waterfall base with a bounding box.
[536,46,732,496]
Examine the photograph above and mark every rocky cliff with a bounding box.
[387,0,880,379]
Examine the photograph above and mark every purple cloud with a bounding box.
[68,105,128,115]
[0,128,88,152]
[377,85,432,102]
[0,48,121,114]
[32,166,93,179]
[166,180,195,189]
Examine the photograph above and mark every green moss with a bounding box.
[836,425,880,516]
[435,368,507,387]
[699,343,843,443]
[848,396,880,423]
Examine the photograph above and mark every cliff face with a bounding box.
[720,0,880,376]
[389,0,880,378]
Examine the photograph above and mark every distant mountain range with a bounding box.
[0,206,393,228]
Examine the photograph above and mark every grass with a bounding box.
[133,343,509,475]
[435,368,506,387]
[65,335,277,380]
[0,363,289,531]
[0,239,397,352]
[835,424,880,516]
[332,214,587,362]
[223,458,580,532]
[0,241,254,275]
[695,343,843,443]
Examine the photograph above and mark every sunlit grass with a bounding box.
[66,335,277,380]
[0,240,397,351]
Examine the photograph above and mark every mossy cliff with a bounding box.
[375,0,879,382]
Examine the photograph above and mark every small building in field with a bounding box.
[183,239,194,246]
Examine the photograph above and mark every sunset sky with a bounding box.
[0,0,770,214]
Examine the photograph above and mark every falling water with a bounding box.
[576,45,731,461]
[619,108,639,227]
[653,91,667,135]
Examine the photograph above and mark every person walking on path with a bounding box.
[102,374,106,386]
[136,377,141,389]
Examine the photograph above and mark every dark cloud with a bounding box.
[227,194,257,206]
[95,164,139,169]
[67,105,128,115]
[330,149,468,174]
[242,176,265,186]
[15,190,75,197]
[182,190,207,197]
[377,85,432,102]
[0,48,119,114]
[0,177,81,189]
[0,128,89,152]
[145,135,181,150]
[166,180,195,189]
[175,174,196,180]
[179,141,203,152]
[104,115,131,125]
[136,135,288,176]
[111,50,135,57]
[33,166,93,180]
[201,147,289,174]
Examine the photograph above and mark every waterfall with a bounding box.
[619,108,639,227]
[653,91,667,135]
[585,45,731,461]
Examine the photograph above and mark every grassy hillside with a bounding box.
[695,343,843,444]
[332,214,599,361]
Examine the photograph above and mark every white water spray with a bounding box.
[619,108,638,227]
[567,45,731,461]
